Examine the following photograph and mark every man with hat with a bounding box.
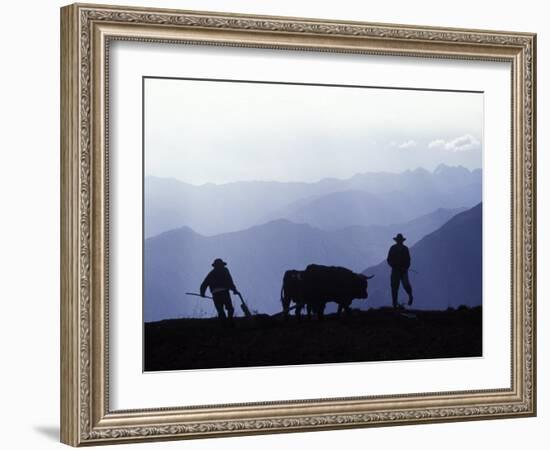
[200,258,240,323]
[386,233,414,309]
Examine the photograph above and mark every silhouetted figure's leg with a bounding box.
[226,302,234,320]
[213,295,227,321]
[220,291,234,323]
[337,304,343,317]
[306,303,312,320]
[401,271,413,306]
[390,270,400,308]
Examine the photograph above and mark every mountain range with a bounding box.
[144,206,470,322]
[145,164,481,237]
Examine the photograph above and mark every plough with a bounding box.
[185,292,294,318]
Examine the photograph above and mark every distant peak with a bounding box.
[412,167,430,175]
[416,167,429,172]
[265,218,295,226]
[434,163,450,173]
[261,218,313,230]
[433,164,469,175]
[172,225,203,236]
[146,225,203,241]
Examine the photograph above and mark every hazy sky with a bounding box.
[144,77,483,185]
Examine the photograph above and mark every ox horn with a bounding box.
[365,274,375,279]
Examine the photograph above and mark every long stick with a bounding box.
[236,293,252,318]
[185,292,212,299]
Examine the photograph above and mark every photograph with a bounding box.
[59,3,536,446]
[143,77,484,371]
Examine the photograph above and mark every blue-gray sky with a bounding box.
[144,78,483,185]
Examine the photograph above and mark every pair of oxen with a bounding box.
[281,264,374,319]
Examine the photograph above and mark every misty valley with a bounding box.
[144,165,482,322]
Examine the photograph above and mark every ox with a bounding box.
[281,264,374,319]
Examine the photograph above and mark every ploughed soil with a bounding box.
[144,307,482,371]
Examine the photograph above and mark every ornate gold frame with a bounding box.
[60,3,536,446]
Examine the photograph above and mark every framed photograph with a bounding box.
[60,3,537,446]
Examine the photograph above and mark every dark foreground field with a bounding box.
[144,307,482,371]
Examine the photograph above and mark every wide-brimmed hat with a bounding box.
[212,258,227,267]
[393,233,406,242]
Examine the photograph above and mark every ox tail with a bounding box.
[280,283,289,318]
[280,283,288,309]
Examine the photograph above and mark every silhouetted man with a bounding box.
[200,258,239,323]
[387,233,414,309]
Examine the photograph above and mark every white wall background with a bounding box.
[0,0,545,449]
